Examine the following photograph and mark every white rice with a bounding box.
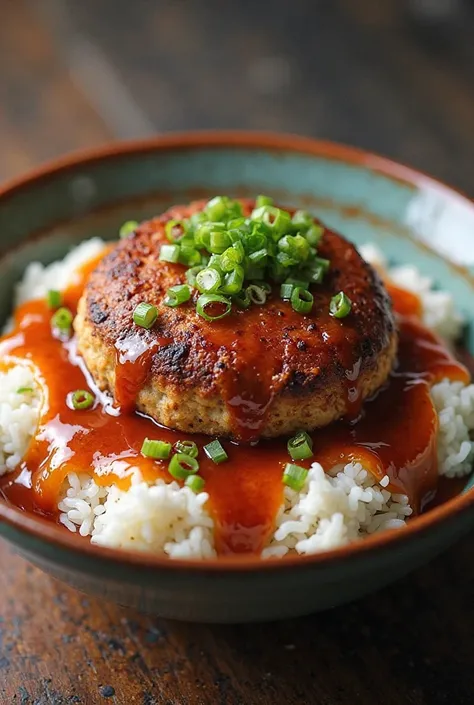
[1,239,473,558]
[359,242,464,342]
[58,472,216,559]
[0,365,41,475]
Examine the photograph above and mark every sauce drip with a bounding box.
[0,259,469,554]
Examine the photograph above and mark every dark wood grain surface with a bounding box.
[1,0,474,702]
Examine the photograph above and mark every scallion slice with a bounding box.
[51,307,73,335]
[185,265,205,286]
[221,266,244,295]
[159,244,180,263]
[47,289,62,309]
[168,452,200,480]
[282,463,308,491]
[196,268,222,293]
[288,431,313,461]
[247,284,267,305]
[329,291,352,319]
[204,439,228,464]
[165,219,184,242]
[119,220,139,239]
[291,287,313,314]
[185,475,206,493]
[70,389,95,410]
[17,387,33,394]
[141,438,171,459]
[174,440,199,458]
[256,194,274,208]
[133,302,158,329]
[164,285,191,308]
[196,293,232,321]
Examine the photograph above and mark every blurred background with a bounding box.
[1,0,474,193]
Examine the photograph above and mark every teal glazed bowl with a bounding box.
[1,132,474,623]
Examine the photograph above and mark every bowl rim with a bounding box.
[1,129,474,574]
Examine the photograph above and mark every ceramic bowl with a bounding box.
[1,132,474,623]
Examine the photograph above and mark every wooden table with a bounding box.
[2,1,474,702]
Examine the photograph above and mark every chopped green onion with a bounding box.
[307,265,325,284]
[282,463,308,491]
[196,268,222,293]
[185,265,205,286]
[221,246,243,271]
[17,387,33,394]
[256,194,274,208]
[141,438,172,459]
[209,230,231,254]
[51,307,73,334]
[330,291,352,319]
[305,224,324,246]
[280,283,294,300]
[70,389,95,411]
[291,210,313,230]
[174,440,199,458]
[164,285,191,308]
[165,219,184,242]
[133,302,158,329]
[159,244,180,263]
[119,220,139,239]
[221,266,244,295]
[168,452,200,480]
[288,431,313,461]
[185,475,206,493]
[285,277,309,289]
[196,293,232,321]
[251,205,292,236]
[205,196,229,222]
[248,248,268,265]
[47,289,62,309]
[204,439,228,464]
[247,284,267,305]
[233,289,251,309]
[312,256,330,273]
[178,245,201,267]
[291,287,313,314]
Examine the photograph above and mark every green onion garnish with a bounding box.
[141,438,171,459]
[204,439,228,464]
[51,307,73,335]
[168,453,200,480]
[159,243,180,263]
[196,267,222,293]
[282,463,308,491]
[288,431,313,461]
[153,195,330,320]
[290,287,313,314]
[247,284,267,305]
[185,475,206,493]
[164,285,191,308]
[70,389,95,410]
[196,293,232,321]
[133,302,158,329]
[119,220,139,239]
[17,387,33,394]
[256,194,274,208]
[165,219,184,242]
[47,289,62,309]
[329,291,352,319]
[174,440,199,458]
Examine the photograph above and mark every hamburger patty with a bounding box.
[75,199,397,440]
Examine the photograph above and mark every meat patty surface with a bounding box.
[75,199,397,440]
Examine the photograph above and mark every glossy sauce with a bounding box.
[0,259,469,554]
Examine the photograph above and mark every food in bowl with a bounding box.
[0,196,472,559]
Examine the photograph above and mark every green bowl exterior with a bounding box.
[1,134,474,621]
